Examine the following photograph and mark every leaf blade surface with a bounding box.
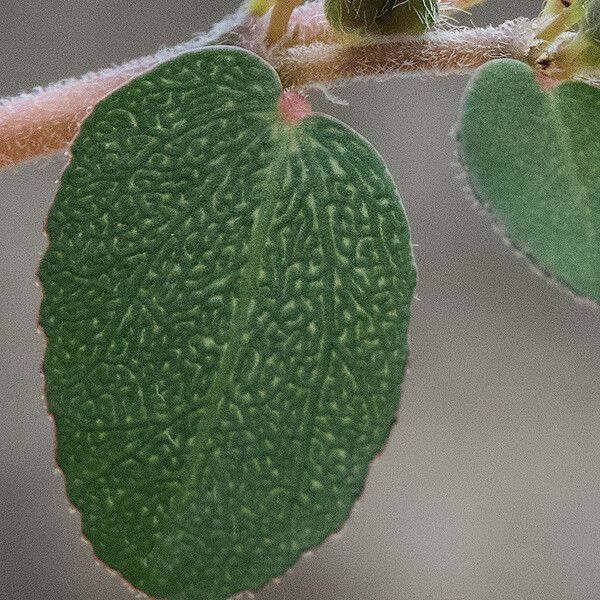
[459,59,600,302]
[40,46,416,599]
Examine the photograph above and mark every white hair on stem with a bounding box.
[0,1,540,170]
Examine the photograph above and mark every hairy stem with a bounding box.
[0,71,141,170]
[273,21,534,88]
[266,0,306,44]
[0,3,533,170]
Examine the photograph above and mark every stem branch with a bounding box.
[0,3,534,170]
[273,20,534,88]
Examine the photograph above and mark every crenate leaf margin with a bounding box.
[39,45,417,600]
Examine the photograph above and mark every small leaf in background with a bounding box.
[458,58,600,304]
[39,47,416,600]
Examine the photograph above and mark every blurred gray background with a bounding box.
[3,1,600,599]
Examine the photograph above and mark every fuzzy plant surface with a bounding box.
[38,46,416,600]
[459,59,600,303]
[4,0,600,599]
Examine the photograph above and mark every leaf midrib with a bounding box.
[149,120,291,587]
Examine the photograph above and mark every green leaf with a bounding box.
[39,47,416,599]
[458,58,600,303]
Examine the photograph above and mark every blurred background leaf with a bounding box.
[459,59,600,304]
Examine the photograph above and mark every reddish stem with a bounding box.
[0,71,146,170]
[0,5,534,170]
